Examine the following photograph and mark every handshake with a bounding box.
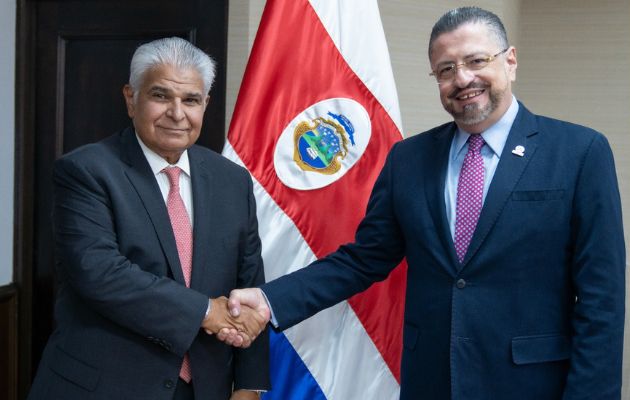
[202,288,270,348]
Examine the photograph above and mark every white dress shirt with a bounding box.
[136,134,194,226]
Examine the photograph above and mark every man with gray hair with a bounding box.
[225,7,625,399]
[27,37,269,400]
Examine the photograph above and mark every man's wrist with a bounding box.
[232,389,264,399]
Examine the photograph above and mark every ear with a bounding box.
[122,85,135,118]
[506,46,518,82]
[203,95,211,110]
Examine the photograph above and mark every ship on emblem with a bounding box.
[293,112,355,175]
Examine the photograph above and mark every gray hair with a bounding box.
[428,7,509,60]
[128,37,216,95]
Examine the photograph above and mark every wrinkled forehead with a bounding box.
[145,64,204,87]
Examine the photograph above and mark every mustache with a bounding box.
[448,83,488,99]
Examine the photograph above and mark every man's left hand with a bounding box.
[203,296,268,347]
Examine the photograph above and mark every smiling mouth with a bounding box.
[456,90,484,101]
[159,126,189,132]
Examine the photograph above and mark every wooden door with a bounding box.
[15,1,229,396]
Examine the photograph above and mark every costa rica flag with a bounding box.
[223,0,406,398]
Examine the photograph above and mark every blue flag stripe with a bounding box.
[262,330,328,400]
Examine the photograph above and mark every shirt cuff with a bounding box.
[205,299,212,318]
[260,289,279,328]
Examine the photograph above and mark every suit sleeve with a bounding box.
[233,173,270,390]
[262,144,406,330]
[563,133,625,399]
[53,156,208,357]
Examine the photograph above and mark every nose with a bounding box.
[166,99,185,121]
[452,65,475,88]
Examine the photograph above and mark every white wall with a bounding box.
[0,0,16,286]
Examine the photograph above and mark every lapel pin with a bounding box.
[511,145,525,157]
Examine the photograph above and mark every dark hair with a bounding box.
[428,7,509,60]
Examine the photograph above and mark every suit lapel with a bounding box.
[461,104,540,267]
[424,123,460,274]
[188,147,215,292]
[120,128,187,285]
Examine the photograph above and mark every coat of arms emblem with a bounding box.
[293,112,355,175]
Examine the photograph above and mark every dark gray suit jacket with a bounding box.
[28,127,269,399]
[263,103,625,399]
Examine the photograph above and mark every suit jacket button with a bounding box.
[164,379,174,389]
[456,279,466,289]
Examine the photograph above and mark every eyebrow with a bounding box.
[149,86,169,93]
[436,52,490,66]
[148,86,203,99]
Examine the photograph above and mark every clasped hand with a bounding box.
[203,289,271,348]
[202,296,268,347]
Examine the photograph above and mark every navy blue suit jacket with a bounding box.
[28,127,269,400]
[262,104,625,399]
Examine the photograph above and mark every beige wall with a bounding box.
[377,0,521,135]
[515,1,630,398]
[226,0,630,396]
[225,0,265,132]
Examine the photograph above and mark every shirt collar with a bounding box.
[453,95,520,159]
[135,133,191,177]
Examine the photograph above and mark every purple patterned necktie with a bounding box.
[454,134,485,263]
[163,166,193,382]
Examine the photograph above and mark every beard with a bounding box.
[444,83,505,126]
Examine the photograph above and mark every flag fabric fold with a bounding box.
[223,1,406,398]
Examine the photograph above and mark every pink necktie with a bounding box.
[163,166,193,382]
[454,135,485,263]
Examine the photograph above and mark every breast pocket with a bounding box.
[501,189,569,241]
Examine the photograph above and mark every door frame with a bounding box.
[14,1,36,397]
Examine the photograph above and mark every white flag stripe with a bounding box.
[222,142,315,280]
[223,142,400,399]
[284,303,400,400]
[309,0,403,134]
